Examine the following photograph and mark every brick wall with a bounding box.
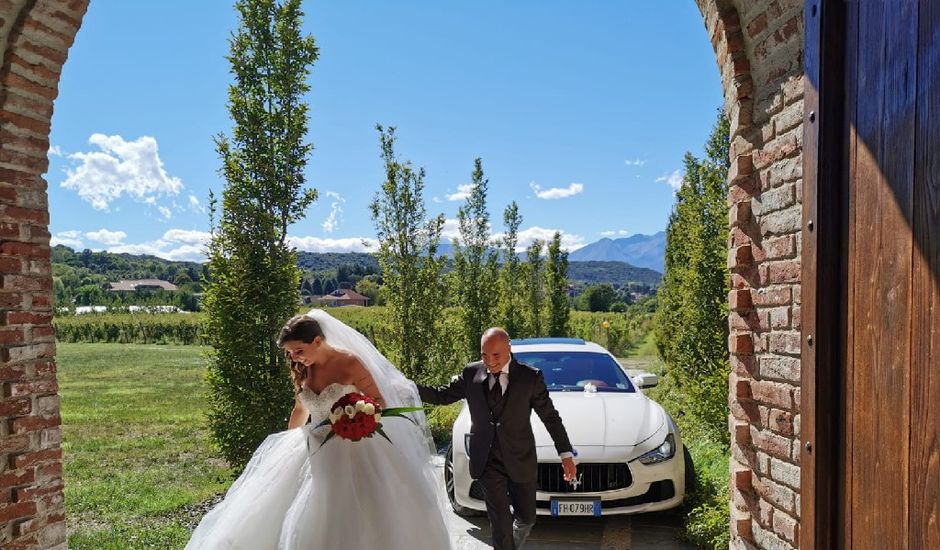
[696,1,805,548]
[0,1,807,548]
[0,1,87,548]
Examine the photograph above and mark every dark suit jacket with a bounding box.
[418,357,573,483]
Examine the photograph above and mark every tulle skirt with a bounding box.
[185,425,452,550]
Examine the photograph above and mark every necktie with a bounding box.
[489,372,503,402]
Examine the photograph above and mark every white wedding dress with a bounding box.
[185,310,452,550]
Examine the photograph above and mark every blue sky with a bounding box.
[47,1,723,262]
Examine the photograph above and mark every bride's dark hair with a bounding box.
[277,314,325,393]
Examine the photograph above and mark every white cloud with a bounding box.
[446,184,474,202]
[511,226,586,252]
[289,236,378,253]
[85,229,127,246]
[186,194,206,214]
[600,229,631,237]
[108,242,206,262]
[624,158,646,166]
[49,145,63,157]
[441,218,461,241]
[51,230,83,249]
[162,229,211,245]
[432,196,443,203]
[322,192,345,234]
[61,134,184,210]
[529,182,584,200]
[656,169,684,191]
[157,205,172,220]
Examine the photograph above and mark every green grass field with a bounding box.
[58,343,232,549]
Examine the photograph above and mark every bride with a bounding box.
[185,309,452,549]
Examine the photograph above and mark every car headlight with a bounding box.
[637,433,676,465]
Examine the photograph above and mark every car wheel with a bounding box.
[445,442,482,517]
[683,445,697,494]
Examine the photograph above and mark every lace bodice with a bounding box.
[298,382,360,424]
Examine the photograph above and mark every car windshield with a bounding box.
[512,351,636,393]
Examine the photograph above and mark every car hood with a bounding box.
[531,391,665,450]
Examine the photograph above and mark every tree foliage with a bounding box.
[654,111,731,445]
[545,232,570,336]
[369,126,449,383]
[450,159,499,358]
[202,0,319,468]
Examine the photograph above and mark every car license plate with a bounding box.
[550,499,601,517]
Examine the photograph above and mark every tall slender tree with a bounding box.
[203,0,319,468]
[545,232,570,337]
[370,126,448,383]
[654,112,730,444]
[451,158,499,358]
[496,201,526,338]
[524,239,545,337]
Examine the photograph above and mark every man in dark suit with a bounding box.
[418,327,577,550]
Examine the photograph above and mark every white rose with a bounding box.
[363,403,375,415]
[374,412,382,423]
[355,400,367,412]
[344,405,356,418]
[333,407,343,417]
[329,411,340,423]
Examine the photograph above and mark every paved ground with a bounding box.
[443,509,696,549]
[433,458,695,550]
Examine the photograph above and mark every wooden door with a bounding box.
[803,1,939,548]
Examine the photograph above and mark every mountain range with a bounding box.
[568,231,666,272]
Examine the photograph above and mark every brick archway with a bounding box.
[0,1,805,548]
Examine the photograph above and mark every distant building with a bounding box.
[106,279,178,292]
[304,289,370,307]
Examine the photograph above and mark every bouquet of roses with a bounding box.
[316,391,424,446]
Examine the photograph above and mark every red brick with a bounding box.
[7,379,57,398]
[0,185,16,203]
[0,108,52,135]
[11,448,61,469]
[733,466,753,491]
[769,332,801,356]
[0,398,32,416]
[3,311,52,325]
[751,427,793,460]
[0,255,23,273]
[0,434,31,454]
[13,482,63,504]
[0,501,37,523]
[750,380,793,409]
[730,332,754,354]
[0,221,21,238]
[0,291,25,307]
[729,288,753,310]
[0,328,25,344]
[33,361,55,377]
[17,37,69,66]
[747,12,769,38]
[730,199,752,227]
[729,244,755,272]
[0,469,35,488]
[10,415,60,434]
[30,294,52,310]
[0,206,47,225]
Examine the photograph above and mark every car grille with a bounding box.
[537,462,632,493]
[535,480,675,509]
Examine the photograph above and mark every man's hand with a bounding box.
[562,457,577,482]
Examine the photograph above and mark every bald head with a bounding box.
[481,327,511,372]
[481,327,510,345]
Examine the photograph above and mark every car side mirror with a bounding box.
[632,373,659,389]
